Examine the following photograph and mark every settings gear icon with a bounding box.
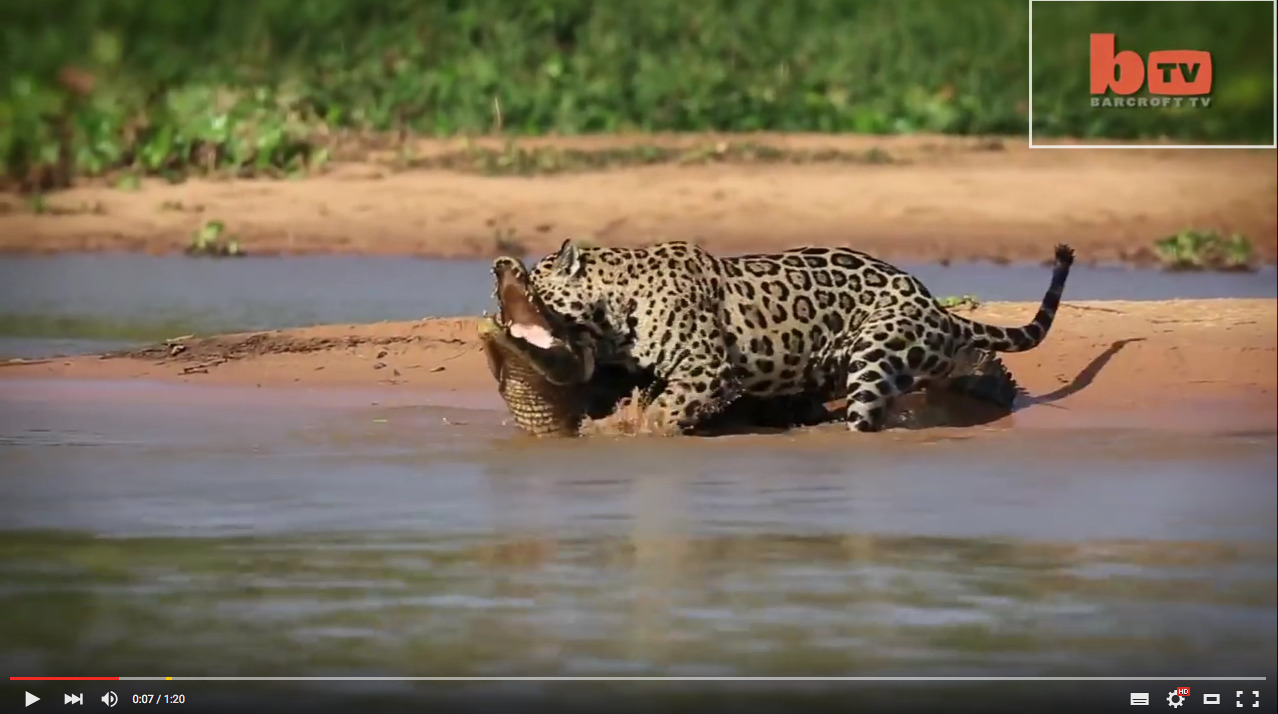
[1167,691,1186,708]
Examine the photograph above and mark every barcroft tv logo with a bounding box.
[1027,0,1276,149]
[1089,33,1213,108]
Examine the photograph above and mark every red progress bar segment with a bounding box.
[10,677,121,680]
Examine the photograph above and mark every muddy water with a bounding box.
[1,380,1274,687]
[1,254,1275,358]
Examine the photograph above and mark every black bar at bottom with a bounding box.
[6,677,1272,714]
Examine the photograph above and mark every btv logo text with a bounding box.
[1089,33,1213,108]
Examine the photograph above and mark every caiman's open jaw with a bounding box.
[491,256,555,348]
[485,256,595,386]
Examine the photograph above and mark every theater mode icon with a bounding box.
[1130,692,1150,705]
[1203,693,1220,704]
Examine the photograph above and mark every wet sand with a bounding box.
[1,134,1274,265]
[3,298,1274,433]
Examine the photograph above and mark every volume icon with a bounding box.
[101,692,118,708]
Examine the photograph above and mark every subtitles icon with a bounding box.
[1131,692,1150,706]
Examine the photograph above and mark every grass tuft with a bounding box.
[938,295,982,311]
[185,219,246,258]
[1152,229,1255,273]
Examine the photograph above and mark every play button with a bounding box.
[25,691,40,707]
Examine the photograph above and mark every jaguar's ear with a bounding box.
[552,238,585,278]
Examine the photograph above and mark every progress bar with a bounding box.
[10,676,1271,682]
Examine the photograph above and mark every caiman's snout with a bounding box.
[491,257,557,349]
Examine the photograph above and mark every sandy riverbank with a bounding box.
[1,134,1274,265]
[2,298,1274,431]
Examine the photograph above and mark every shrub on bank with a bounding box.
[1,0,1272,189]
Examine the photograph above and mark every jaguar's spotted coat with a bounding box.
[526,240,1073,433]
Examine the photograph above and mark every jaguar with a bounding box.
[481,255,1024,437]
[525,239,1073,433]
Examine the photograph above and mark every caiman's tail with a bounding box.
[950,243,1075,353]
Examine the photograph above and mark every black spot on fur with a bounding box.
[831,252,866,270]
[786,270,812,290]
[890,276,917,295]
[852,389,879,404]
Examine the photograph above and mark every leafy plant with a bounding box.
[185,218,245,258]
[1152,229,1255,272]
[939,294,982,311]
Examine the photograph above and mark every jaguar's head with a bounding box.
[527,239,624,355]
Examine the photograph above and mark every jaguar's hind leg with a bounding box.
[840,317,954,432]
[843,361,906,433]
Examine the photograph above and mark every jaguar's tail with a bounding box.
[949,243,1075,353]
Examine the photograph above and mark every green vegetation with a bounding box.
[24,193,105,215]
[939,295,982,311]
[185,219,245,258]
[2,0,1272,191]
[1153,229,1256,272]
[407,139,899,176]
